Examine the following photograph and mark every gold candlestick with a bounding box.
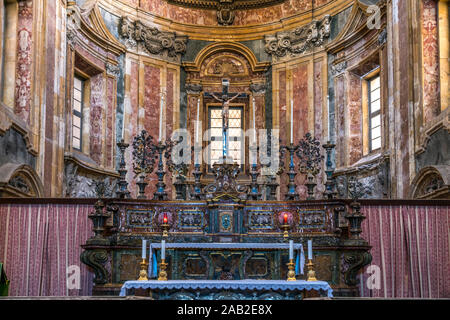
[161,223,169,238]
[287,259,296,281]
[281,224,290,239]
[306,259,317,281]
[138,258,148,281]
[158,259,168,281]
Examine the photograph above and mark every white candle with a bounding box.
[159,94,164,142]
[142,239,147,259]
[289,240,294,260]
[252,97,257,144]
[161,240,166,260]
[308,239,312,260]
[196,98,200,144]
[327,95,330,142]
[290,100,293,144]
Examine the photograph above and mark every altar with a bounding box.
[119,280,333,300]
[80,80,372,298]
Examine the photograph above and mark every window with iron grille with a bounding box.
[72,76,84,151]
[368,75,381,152]
[208,106,244,166]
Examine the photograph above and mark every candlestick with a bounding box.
[306,259,317,282]
[161,240,166,260]
[308,239,312,260]
[142,239,147,259]
[284,213,288,225]
[158,259,168,281]
[159,94,164,142]
[287,259,296,281]
[138,258,148,281]
[289,240,293,260]
[290,100,293,144]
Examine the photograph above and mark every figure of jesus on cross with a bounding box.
[209,79,243,161]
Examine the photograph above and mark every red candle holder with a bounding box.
[160,212,170,238]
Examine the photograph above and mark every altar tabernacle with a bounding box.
[0,0,449,302]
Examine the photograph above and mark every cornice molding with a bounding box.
[67,3,126,58]
[97,0,354,41]
[326,0,387,54]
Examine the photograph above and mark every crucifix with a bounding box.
[206,79,246,161]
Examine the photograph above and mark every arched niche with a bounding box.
[182,42,269,174]
[410,165,450,199]
[0,163,44,197]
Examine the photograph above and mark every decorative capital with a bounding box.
[249,83,266,96]
[105,63,120,77]
[264,15,331,61]
[378,28,387,46]
[185,83,203,95]
[331,61,347,77]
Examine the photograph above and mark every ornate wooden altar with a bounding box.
[81,125,372,298]
[81,196,371,297]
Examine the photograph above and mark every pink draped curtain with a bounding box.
[360,205,450,298]
[0,204,93,296]
[0,202,448,298]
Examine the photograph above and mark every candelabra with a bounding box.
[287,259,296,281]
[167,137,187,200]
[296,133,324,200]
[116,139,131,199]
[158,259,168,281]
[132,130,157,199]
[153,141,171,201]
[87,199,110,242]
[346,177,369,239]
[248,145,260,200]
[191,145,203,200]
[138,259,149,281]
[322,141,337,199]
[285,144,299,200]
[265,174,278,201]
[306,259,317,281]
[172,166,188,200]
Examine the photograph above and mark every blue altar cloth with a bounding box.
[147,243,305,278]
[119,280,333,298]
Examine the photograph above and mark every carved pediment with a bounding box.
[411,166,450,199]
[264,15,331,62]
[118,16,188,62]
[66,3,125,56]
[326,0,387,54]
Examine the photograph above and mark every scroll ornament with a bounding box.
[264,15,331,58]
[119,17,187,58]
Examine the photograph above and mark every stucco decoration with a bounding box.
[410,165,450,199]
[64,162,118,198]
[331,61,347,77]
[264,15,331,61]
[0,163,44,197]
[118,16,188,62]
